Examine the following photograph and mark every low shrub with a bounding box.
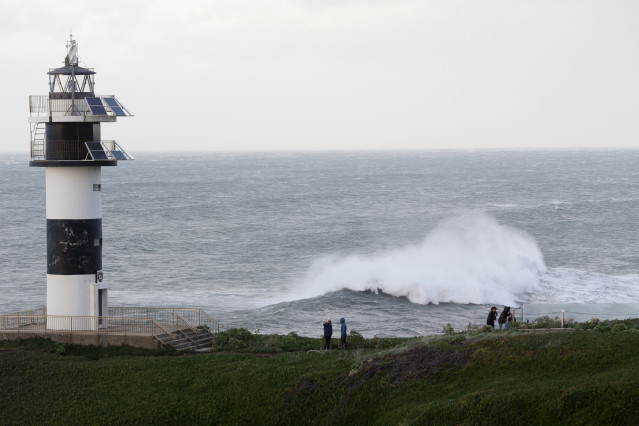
[612,323,629,332]
[594,321,613,332]
[212,328,319,352]
[532,316,562,329]
[54,342,66,355]
[348,330,365,349]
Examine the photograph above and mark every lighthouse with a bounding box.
[28,35,133,330]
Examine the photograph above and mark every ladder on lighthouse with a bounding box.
[30,122,45,160]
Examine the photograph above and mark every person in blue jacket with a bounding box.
[323,319,333,350]
[340,318,347,349]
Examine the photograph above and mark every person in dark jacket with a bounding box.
[498,306,511,330]
[487,306,498,328]
[323,319,333,350]
[340,318,347,349]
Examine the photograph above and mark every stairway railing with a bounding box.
[30,122,46,160]
[174,313,199,347]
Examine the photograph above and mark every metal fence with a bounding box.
[30,139,126,162]
[2,308,46,317]
[522,303,639,325]
[37,139,91,161]
[29,95,129,117]
[0,314,172,337]
[29,96,90,116]
[0,307,223,337]
[109,307,224,333]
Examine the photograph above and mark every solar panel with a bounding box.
[86,97,107,115]
[103,98,119,107]
[103,98,127,116]
[110,106,126,116]
[86,142,109,160]
[110,150,127,160]
[91,150,109,160]
[86,142,103,150]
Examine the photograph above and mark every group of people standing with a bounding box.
[486,306,516,329]
[322,318,348,350]
[321,309,515,347]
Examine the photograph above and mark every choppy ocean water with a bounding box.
[1,150,638,336]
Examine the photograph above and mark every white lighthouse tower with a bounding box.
[28,35,133,330]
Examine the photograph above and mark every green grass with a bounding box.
[2,325,639,424]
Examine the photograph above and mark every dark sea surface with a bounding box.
[1,150,638,336]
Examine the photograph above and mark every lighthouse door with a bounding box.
[98,289,104,325]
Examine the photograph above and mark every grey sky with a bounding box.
[1,0,638,152]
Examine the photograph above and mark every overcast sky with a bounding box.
[1,0,638,152]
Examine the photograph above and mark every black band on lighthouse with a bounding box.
[47,219,102,275]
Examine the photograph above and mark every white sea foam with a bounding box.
[534,268,639,304]
[290,212,547,306]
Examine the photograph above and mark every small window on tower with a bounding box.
[94,238,102,247]
[93,184,101,192]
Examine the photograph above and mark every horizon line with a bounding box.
[2,146,639,155]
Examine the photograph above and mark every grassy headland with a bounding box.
[2,319,639,424]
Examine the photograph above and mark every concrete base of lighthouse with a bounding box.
[46,275,109,330]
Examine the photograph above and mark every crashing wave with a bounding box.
[290,211,547,306]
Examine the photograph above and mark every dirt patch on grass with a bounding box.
[358,345,473,385]
[286,345,473,405]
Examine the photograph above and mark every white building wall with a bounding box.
[46,274,99,330]
[46,167,102,219]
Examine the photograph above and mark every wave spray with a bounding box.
[292,212,546,306]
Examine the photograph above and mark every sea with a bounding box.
[1,150,638,337]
